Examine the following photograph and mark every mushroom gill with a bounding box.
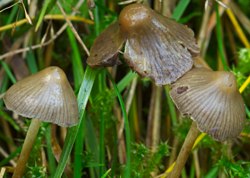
[170,68,245,141]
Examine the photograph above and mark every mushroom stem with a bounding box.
[13,119,41,178]
[168,121,200,178]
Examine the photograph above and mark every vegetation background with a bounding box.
[0,0,250,177]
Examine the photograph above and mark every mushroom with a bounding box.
[167,67,245,177]
[87,3,200,85]
[170,67,245,141]
[3,66,78,178]
[86,22,125,67]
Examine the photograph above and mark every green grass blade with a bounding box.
[101,169,111,178]
[110,128,118,178]
[117,71,137,93]
[0,75,9,106]
[0,61,16,84]
[45,125,56,175]
[35,0,56,31]
[172,0,191,21]
[93,6,108,174]
[164,86,177,126]
[0,5,18,39]
[215,4,228,70]
[73,113,85,178]
[66,27,84,90]
[0,146,22,167]
[67,25,85,178]
[0,110,20,131]
[246,106,250,118]
[85,115,100,177]
[53,67,98,178]
[99,107,105,176]
[27,50,38,74]
[107,72,131,178]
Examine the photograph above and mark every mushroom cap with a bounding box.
[87,22,125,67]
[170,68,245,141]
[3,66,78,127]
[119,3,152,32]
[119,3,200,85]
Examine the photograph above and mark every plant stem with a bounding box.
[167,122,200,178]
[12,118,41,178]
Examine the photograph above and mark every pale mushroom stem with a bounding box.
[13,118,41,178]
[168,121,200,178]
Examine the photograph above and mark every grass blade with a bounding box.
[0,61,16,84]
[35,0,56,31]
[73,113,85,178]
[0,75,9,106]
[107,72,131,178]
[45,125,56,175]
[53,67,98,178]
[172,0,191,21]
[66,27,84,90]
[26,50,38,74]
[164,86,177,126]
[215,4,228,70]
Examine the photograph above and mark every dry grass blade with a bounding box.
[20,0,32,25]
[57,1,90,56]
[0,0,86,60]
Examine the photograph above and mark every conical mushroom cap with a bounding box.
[119,3,200,85]
[87,22,125,67]
[3,66,78,127]
[170,68,245,141]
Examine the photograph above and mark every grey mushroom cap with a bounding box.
[170,68,245,141]
[87,3,200,86]
[119,3,199,85]
[3,66,79,127]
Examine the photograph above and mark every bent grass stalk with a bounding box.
[161,75,250,178]
[0,15,93,32]
[226,9,250,48]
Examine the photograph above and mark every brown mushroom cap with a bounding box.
[119,3,200,85]
[87,3,199,85]
[3,66,78,127]
[170,68,245,141]
[87,22,125,67]
[119,3,152,33]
